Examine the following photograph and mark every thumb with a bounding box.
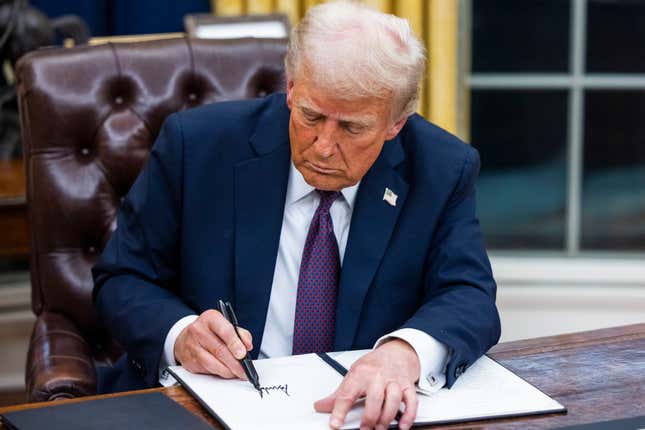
[314,391,337,413]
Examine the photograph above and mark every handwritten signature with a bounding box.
[257,384,290,398]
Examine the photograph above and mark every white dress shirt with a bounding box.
[160,163,449,393]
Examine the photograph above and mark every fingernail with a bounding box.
[235,346,246,359]
[330,417,342,428]
[399,423,410,430]
[376,426,386,430]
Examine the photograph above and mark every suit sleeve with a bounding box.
[92,113,196,388]
[400,146,501,388]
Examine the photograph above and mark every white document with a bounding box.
[168,350,565,430]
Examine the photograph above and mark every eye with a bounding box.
[341,122,365,135]
[301,109,321,124]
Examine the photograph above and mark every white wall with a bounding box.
[492,256,645,341]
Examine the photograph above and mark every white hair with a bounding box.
[285,0,426,120]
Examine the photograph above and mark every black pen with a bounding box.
[217,300,261,393]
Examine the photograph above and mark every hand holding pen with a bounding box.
[217,300,261,392]
[173,304,256,384]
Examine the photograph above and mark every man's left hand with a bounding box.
[314,339,420,430]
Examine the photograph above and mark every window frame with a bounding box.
[463,0,645,256]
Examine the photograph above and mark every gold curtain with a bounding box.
[210,0,459,134]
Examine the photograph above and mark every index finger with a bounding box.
[398,386,419,430]
[205,311,247,359]
[329,378,364,429]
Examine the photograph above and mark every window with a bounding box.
[467,0,645,254]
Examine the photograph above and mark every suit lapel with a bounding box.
[334,136,408,350]
[234,95,291,359]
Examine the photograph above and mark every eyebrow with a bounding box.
[295,99,375,128]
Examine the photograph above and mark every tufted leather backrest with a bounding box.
[17,37,286,346]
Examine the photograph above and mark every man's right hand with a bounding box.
[174,309,253,379]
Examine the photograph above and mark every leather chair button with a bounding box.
[257,90,267,97]
[87,246,97,254]
[188,93,197,101]
[114,96,124,105]
[80,147,90,156]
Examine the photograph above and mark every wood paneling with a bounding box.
[0,160,28,259]
[0,206,29,258]
[0,160,24,200]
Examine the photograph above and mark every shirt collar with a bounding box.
[287,162,360,209]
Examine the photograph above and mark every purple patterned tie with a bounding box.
[292,190,342,355]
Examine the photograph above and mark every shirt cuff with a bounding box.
[374,328,450,396]
[159,314,198,387]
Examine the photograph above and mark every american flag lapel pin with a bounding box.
[383,187,398,207]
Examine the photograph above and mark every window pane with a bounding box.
[471,90,568,250]
[581,91,645,250]
[587,0,645,73]
[472,0,570,73]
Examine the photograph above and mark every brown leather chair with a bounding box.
[16,37,287,402]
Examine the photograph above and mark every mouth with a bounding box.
[305,162,338,175]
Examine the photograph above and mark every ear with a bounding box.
[286,80,295,110]
[385,116,407,140]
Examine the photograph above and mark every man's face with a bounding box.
[286,78,406,191]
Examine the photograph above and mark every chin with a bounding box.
[301,170,344,191]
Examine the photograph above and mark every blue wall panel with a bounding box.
[30,0,211,37]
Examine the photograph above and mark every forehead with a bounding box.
[292,79,390,123]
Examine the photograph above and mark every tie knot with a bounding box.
[316,189,341,211]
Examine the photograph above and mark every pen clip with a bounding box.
[217,299,230,322]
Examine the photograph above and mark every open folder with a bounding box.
[168,350,565,430]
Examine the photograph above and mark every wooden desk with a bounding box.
[1,324,644,429]
[0,159,28,258]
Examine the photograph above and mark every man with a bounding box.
[92,2,500,429]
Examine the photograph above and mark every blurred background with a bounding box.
[0,0,643,404]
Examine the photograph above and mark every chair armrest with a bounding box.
[26,311,97,402]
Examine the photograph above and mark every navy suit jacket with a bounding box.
[92,93,500,393]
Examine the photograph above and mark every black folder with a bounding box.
[0,392,213,430]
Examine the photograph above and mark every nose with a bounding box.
[313,121,337,158]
